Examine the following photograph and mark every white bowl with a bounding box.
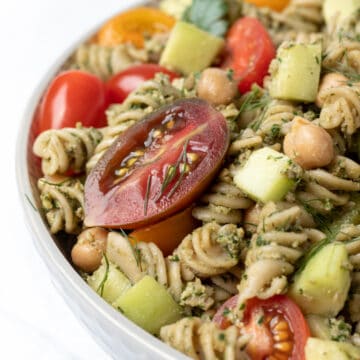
[15,4,188,359]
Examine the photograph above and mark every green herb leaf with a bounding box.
[97,255,110,297]
[144,175,152,216]
[182,0,229,37]
[25,194,38,212]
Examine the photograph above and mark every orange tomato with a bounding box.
[97,7,175,48]
[129,207,200,256]
[245,0,290,12]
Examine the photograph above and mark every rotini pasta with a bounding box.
[160,317,249,360]
[38,176,84,234]
[68,33,168,80]
[106,222,245,308]
[192,168,253,225]
[236,203,325,315]
[33,126,102,176]
[318,82,360,135]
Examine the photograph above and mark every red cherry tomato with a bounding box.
[222,17,276,94]
[107,64,179,104]
[38,70,108,132]
[213,295,310,360]
[84,98,229,229]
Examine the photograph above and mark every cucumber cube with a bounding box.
[269,43,322,102]
[114,275,182,335]
[233,147,296,203]
[160,21,224,75]
[289,243,351,316]
[87,259,131,303]
[323,0,360,25]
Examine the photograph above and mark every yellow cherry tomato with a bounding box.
[97,7,175,48]
[245,0,290,12]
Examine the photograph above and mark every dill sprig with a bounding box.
[300,200,332,234]
[25,194,38,212]
[97,254,110,297]
[119,228,141,268]
[295,237,330,275]
[167,140,189,199]
[323,64,360,84]
[155,140,190,202]
[143,175,152,216]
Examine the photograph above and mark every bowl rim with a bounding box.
[15,2,188,359]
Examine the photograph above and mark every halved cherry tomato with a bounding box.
[84,98,229,229]
[38,70,107,132]
[129,207,200,256]
[107,64,179,104]
[213,295,310,360]
[245,0,290,12]
[97,7,175,48]
[222,17,276,94]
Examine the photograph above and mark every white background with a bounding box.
[0,0,142,358]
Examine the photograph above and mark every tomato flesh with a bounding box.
[213,295,310,360]
[96,7,175,48]
[107,64,179,104]
[222,17,276,94]
[245,0,290,12]
[129,207,200,256]
[84,98,229,229]
[38,70,108,132]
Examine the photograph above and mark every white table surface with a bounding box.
[0,0,142,358]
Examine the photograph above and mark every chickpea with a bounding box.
[71,227,109,273]
[196,68,238,106]
[316,72,348,108]
[283,117,334,170]
[244,204,262,234]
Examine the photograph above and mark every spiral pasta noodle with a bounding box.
[160,317,249,360]
[297,167,360,214]
[236,203,324,316]
[38,177,84,234]
[192,168,253,225]
[318,82,360,135]
[106,223,245,308]
[86,74,182,171]
[33,126,102,176]
[241,0,322,47]
[282,0,324,32]
[69,33,168,80]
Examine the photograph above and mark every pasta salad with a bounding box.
[31,0,360,359]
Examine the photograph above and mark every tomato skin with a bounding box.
[97,7,175,48]
[38,70,108,132]
[213,295,310,360]
[222,17,276,94]
[129,207,200,256]
[245,0,290,12]
[107,64,179,104]
[84,98,229,229]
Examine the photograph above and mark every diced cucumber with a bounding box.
[323,0,360,25]
[305,338,360,360]
[160,21,224,75]
[114,275,182,335]
[269,43,322,102]
[87,258,131,303]
[289,243,351,316]
[233,147,296,203]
